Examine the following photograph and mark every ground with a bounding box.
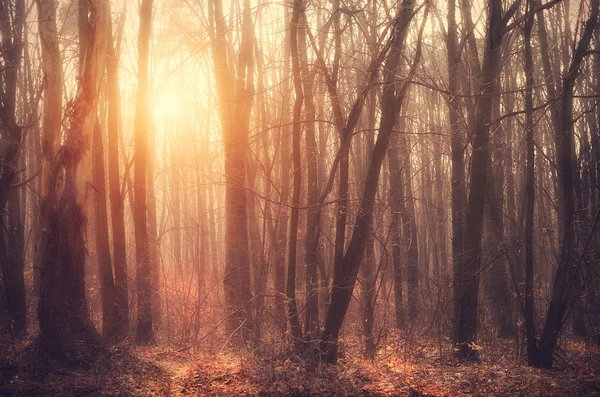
[1,336,599,396]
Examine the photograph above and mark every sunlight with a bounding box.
[153,88,183,122]
[8,0,599,393]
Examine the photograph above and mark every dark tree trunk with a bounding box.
[287,0,304,343]
[146,134,162,327]
[317,96,330,316]
[535,0,599,367]
[134,0,154,344]
[0,0,26,339]
[434,137,448,281]
[272,3,291,332]
[37,0,108,356]
[388,135,405,329]
[298,12,320,339]
[361,228,377,359]
[446,0,467,356]
[484,58,514,338]
[331,0,349,308]
[485,140,514,338]
[523,0,537,365]
[92,118,118,341]
[397,124,420,321]
[359,65,378,359]
[247,145,266,338]
[106,5,129,341]
[454,0,518,360]
[171,139,183,275]
[251,40,273,341]
[320,0,423,362]
[0,177,26,338]
[588,34,600,341]
[78,1,118,343]
[209,0,255,340]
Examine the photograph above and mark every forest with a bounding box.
[1,0,600,395]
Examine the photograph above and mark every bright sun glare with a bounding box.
[153,89,183,122]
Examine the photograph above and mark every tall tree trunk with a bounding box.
[331,0,349,319]
[146,131,162,327]
[397,121,420,321]
[388,134,405,329]
[486,82,514,337]
[446,0,468,354]
[485,151,514,338]
[272,3,291,332]
[134,0,154,344]
[297,11,320,339]
[92,118,118,341]
[359,55,378,358]
[317,97,330,316]
[287,0,304,343]
[0,0,26,339]
[37,0,108,355]
[536,0,599,367]
[78,0,118,343]
[23,26,43,295]
[171,137,183,276]
[454,0,518,360]
[106,3,129,341]
[588,33,600,342]
[434,136,448,281]
[1,172,26,338]
[251,34,272,340]
[357,127,376,359]
[523,0,537,365]
[320,0,424,362]
[209,0,255,340]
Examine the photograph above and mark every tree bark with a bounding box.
[287,0,304,343]
[446,0,467,356]
[77,0,118,343]
[454,0,518,360]
[208,0,255,340]
[297,11,320,340]
[37,0,108,356]
[272,4,291,332]
[134,0,154,344]
[536,0,599,367]
[106,3,129,341]
[397,120,420,320]
[92,118,118,341]
[0,0,26,338]
[485,81,514,337]
[320,0,423,362]
[523,0,537,366]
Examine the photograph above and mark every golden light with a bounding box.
[153,88,184,122]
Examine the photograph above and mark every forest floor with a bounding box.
[1,335,600,396]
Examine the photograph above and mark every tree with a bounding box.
[298,8,320,340]
[533,0,599,367]
[37,0,108,356]
[106,1,129,341]
[287,0,304,343]
[77,0,118,343]
[523,0,537,366]
[485,61,514,339]
[134,0,155,344]
[320,0,425,362]
[453,0,519,360]
[394,114,420,320]
[0,0,26,338]
[207,0,255,339]
[273,4,292,331]
[447,0,467,355]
